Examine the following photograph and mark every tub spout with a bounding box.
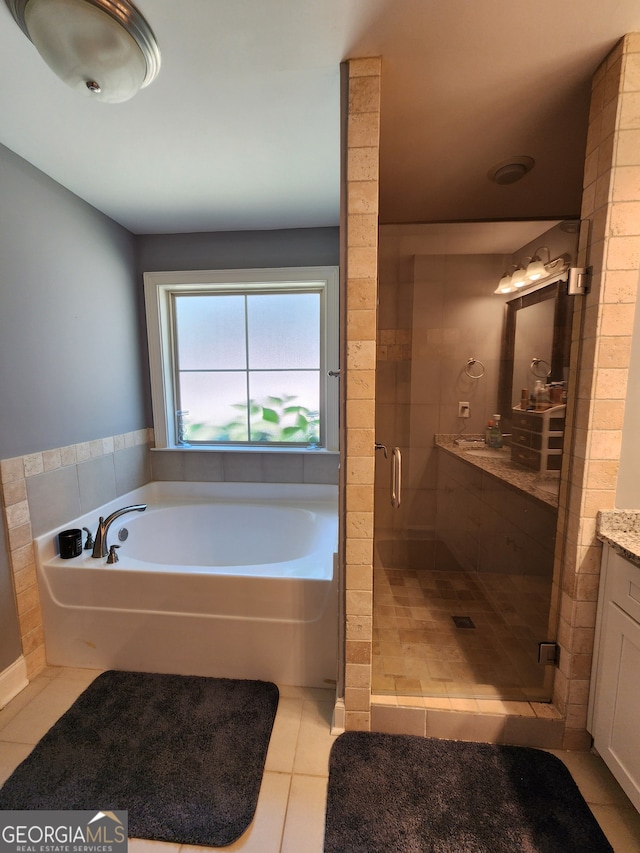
[91,504,147,558]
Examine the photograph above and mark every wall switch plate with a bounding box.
[458,402,470,418]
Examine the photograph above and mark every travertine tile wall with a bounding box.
[346,36,640,745]
[553,34,640,750]
[374,236,412,544]
[343,57,381,731]
[0,430,152,679]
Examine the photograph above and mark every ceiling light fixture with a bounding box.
[5,0,161,103]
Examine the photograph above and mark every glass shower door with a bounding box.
[372,223,567,702]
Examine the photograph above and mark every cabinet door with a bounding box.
[592,601,640,811]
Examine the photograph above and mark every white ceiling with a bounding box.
[1,0,640,235]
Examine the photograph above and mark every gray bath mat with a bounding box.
[0,670,279,847]
[324,732,613,852]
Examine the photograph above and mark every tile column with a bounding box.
[343,57,381,731]
[554,34,640,750]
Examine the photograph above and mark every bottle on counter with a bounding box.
[485,419,494,445]
[520,388,529,410]
[534,379,550,410]
[487,414,503,448]
[549,383,564,405]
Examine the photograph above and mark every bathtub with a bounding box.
[35,481,339,688]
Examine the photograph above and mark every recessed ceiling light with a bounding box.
[487,156,535,185]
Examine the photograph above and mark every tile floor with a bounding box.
[2,666,640,851]
[373,565,553,700]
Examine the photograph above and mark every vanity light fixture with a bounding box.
[494,253,572,297]
[5,0,161,103]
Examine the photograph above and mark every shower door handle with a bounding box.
[391,446,402,509]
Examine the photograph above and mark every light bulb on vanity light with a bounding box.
[525,247,551,282]
[494,271,516,294]
[510,265,529,288]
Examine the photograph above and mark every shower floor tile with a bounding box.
[372,564,553,700]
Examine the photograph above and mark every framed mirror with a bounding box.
[497,280,573,434]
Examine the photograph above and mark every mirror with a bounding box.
[497,280,573,433]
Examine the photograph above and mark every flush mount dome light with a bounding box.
[487,156,535,185]
[5,0,161,103]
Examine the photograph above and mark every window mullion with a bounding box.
[244,294,251,442]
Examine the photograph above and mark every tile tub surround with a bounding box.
[0,429,153,679]
[150,447,339,485]
[597,509,640,566]
[1,436,338,683]
[435,435,560,508]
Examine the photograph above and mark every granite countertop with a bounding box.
[435,435,559,509]
[597,510,640,567]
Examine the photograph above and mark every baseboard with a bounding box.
[331,697,345,735]
[0,656,29,710]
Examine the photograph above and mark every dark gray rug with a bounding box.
[0,670,279,848]
[324,732,613,853]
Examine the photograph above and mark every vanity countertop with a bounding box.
[597,510,640,567]
[435,435,559,508]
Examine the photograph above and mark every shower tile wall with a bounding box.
[375,231,509,567]
[375,237,413,554]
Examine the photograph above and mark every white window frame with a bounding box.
[143,266,339,451]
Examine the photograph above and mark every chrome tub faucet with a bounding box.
[91,504,147,558]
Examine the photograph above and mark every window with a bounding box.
[144,267,339,450]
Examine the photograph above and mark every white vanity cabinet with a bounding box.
[588,544,640,812]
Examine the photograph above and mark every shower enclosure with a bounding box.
[372,221,577,702]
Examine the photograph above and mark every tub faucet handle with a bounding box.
[82,527,94,550]
[107,544,120,564]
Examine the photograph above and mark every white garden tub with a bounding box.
[35,481,338,687]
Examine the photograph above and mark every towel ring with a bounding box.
[465,358,485,379]
[530,357,551,379]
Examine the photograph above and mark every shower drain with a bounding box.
[452,615,476,629]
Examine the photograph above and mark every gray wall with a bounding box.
[0,144,149,461]
[0,143,148,672]
[137,227,339,274]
